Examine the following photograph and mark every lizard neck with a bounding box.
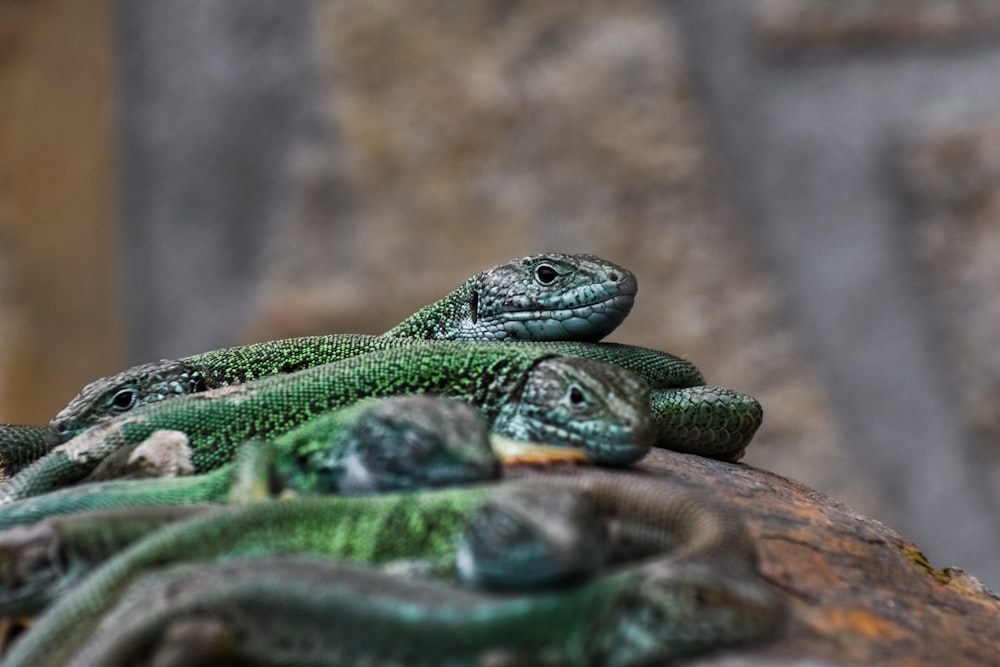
[383,277,479,340]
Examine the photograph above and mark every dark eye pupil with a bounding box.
[569,387,585,405]
[110,389,136,411]
[535,265,558,285]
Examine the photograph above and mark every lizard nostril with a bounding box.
[609,272,619,282]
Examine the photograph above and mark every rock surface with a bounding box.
[603,449,1000,666]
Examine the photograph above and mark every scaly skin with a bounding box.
[0,426,54,481]
[0,396,502,615]
[272,395,499,495]
[0,505,212,617]
[49,252,637,444]
[68,556,781,667]
[47,337,702,443]
[0,253,633,476]
[2,343,654,502]
[0,483,597,619]
[0,471,784,667]
[650,385,764,461]
[45,335,759,462]
[40,254,760,462]
[0,469,233,536]
[1,362,217,479]
[384,252,636,341]
[0,396,501,534]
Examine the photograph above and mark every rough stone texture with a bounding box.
[243,0,882,521]
[899,120,1000,489]
[755,0,1000,51]
[0,0,123,423]
[540,449,1000,666]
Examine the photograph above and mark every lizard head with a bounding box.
[467,253,637,342]
[493,356,655,466]
[456,485,606,590]
[46,360,213,445]
[291,395,501,495]
[595,561,786,666]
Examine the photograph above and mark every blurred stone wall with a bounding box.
[900,121,1000,486]
[720,0,1000,585]
[0,0,123,424]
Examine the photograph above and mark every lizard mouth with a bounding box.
[498,291,636,320]
[491,292,637,341]
[490,436,594,466]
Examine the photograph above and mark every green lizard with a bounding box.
[0,396,505,535]
[383,252,636,341]
[0,427,52,481]
[0,482,601,619]
[36,252,760,462]
[0,471,784,667]
[1,343,654,502]
[46,338,700,443]
[49,253,636,442]
[1,252,636,470]
[65,556,781,667]
[46,336,758,460]
[0,395,506,616]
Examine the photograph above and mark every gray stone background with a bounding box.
[4,0,1000,589]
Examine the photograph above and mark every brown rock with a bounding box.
[597,450,999,666]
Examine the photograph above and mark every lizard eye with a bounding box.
[190,373,208,392]
[568,386,587,406]
[534,264,559,285]
[108,388,138,413]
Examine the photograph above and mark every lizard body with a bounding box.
[0,471,783,667]
[0,396,500,533]
[37,253,759,464]
[47,336,758,461]
[1,253,635,471]
[3,343,654,501]
[47,337,703,443]
[49,252,638,443]
[68,555,781,667]
[0,426,53,482]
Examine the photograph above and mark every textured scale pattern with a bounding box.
[650,386,764,462]
[2,343,654,502]
[0,473,784,667]
[49,360,214,443]
[47,336,705,444]
[280,395,500,495]
[0,469,233,532]
[384,253,637,341]
[0,426,54,481]
[3,253,637,474]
